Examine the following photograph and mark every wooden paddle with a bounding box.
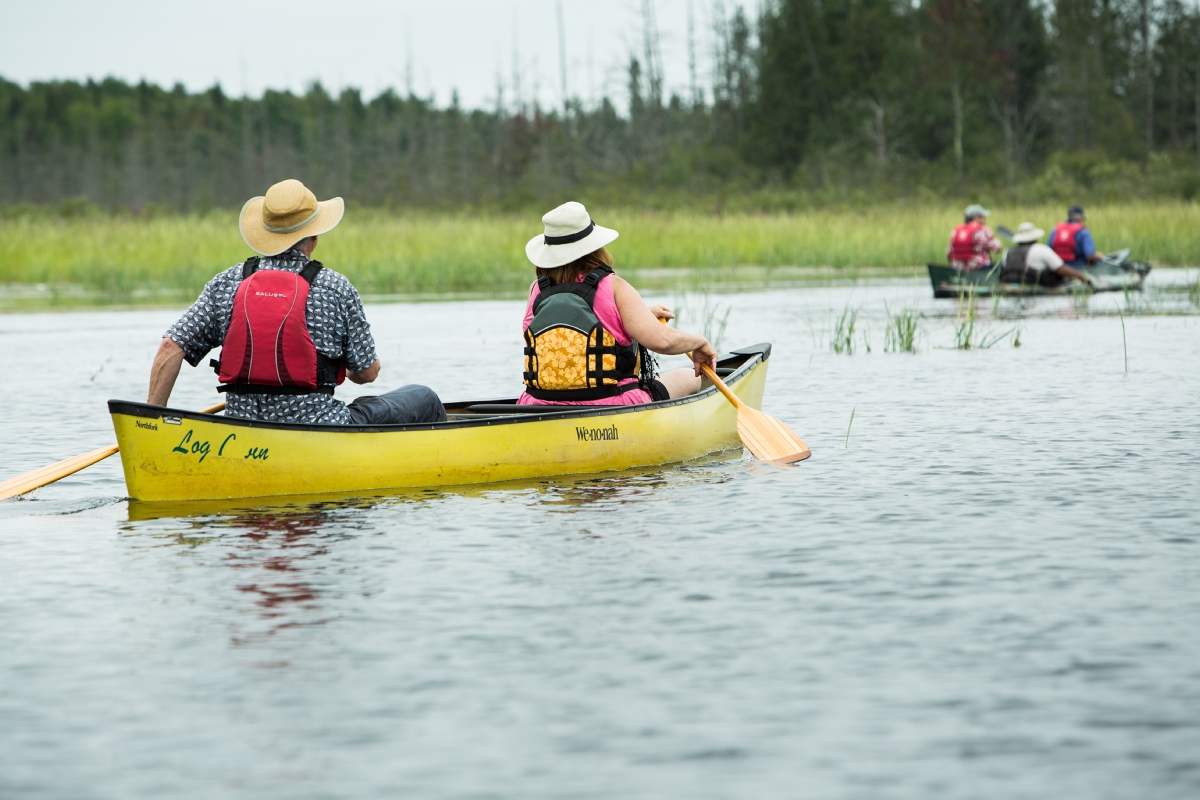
[0,402,226,501]
[660,318,810,463]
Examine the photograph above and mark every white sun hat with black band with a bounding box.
[239,178,345,256]
[525,201,619,269]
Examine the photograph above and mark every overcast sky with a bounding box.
[1,0,749,111]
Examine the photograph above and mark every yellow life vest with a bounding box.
[522,266,645,401]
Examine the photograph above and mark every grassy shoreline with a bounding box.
[2,203,1197,310]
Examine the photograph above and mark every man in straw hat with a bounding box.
[999,222,1093,288]
[947,204,1002,270]
[147,179,446,425]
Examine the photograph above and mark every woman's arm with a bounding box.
[612,276,717,375]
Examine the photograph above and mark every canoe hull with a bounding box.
[110,346,771,502]
[927,261,1149,298]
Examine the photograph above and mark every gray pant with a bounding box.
[346,384,446,425]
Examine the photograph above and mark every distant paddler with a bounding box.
[947,204,1003,271]
[519,201,718,407]
[147,179,446,425]
[1048,205,1105,268]
[999,222,1093,288]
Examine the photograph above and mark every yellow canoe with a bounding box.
[109,344,773,502]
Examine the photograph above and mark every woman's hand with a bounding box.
[647,304,675,322]
[691,340,719,377]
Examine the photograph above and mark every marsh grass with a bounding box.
[832,306,860,354]
[1116,302,1129,373]
[1069,284,1093,316]
[884,302,921,353]
[954,287,1015,349]
[953,289,979,349]
[3,202,1199,307]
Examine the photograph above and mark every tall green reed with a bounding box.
[884,302,920,353]
[954,286,1014,349]
[673,291,732,350]
[832,306,859,354]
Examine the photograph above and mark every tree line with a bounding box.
[4,0,1200,213]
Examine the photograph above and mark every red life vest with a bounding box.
[1051,222,1085,262]
[950,222,984,262]
[216,257,345,394]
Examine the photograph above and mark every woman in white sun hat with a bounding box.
[518,201,718,407]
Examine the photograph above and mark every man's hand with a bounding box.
[148,338,186,406]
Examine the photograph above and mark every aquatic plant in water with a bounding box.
[832,306,858,354]
[953,289,978,349]
[674,291,732,350]
[884,303,920,353]
[1069,283,1092,317]
[1115,301,1129,373]
[954,286,1014,349]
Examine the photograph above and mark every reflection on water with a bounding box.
[2,282,1199,799]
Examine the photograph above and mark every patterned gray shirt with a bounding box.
[165,248,377,425]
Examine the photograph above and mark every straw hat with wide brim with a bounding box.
[1010,222,1046,244]
[239,179,345,256]
[525,201,619,269]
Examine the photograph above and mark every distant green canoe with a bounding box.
[927,249,1151,298]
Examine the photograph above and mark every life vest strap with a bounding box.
[218,384,336,395]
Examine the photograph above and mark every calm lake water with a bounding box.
[2,274,1199,799]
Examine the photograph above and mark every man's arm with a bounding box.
[148,338,186,405]
[1080,229,1103,263]
[1056,265,1092,282]
[982,227,1002,253]
[347,360,380,384]
[335,278,381,385]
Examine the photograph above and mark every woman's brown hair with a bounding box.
[536,246,613,286]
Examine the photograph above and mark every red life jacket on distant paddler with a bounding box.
[950,222,984,262]
[1051,222,1086,262]
[214,257,345,395]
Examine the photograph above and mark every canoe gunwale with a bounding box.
[107,343,772,434]
[926,262,1148,298]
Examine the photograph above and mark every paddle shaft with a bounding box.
[657,317,810,463]
[0,402,226,501]
[653,318,734,403]
[699,363,744,408]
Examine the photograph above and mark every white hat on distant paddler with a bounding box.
[239,179,345,256]
[1010,222,1046,244]
[525,201,619,269]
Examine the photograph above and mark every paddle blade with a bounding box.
[0,445,119,501]
[736,406,811,464]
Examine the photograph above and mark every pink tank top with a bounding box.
[518,272,653,406]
